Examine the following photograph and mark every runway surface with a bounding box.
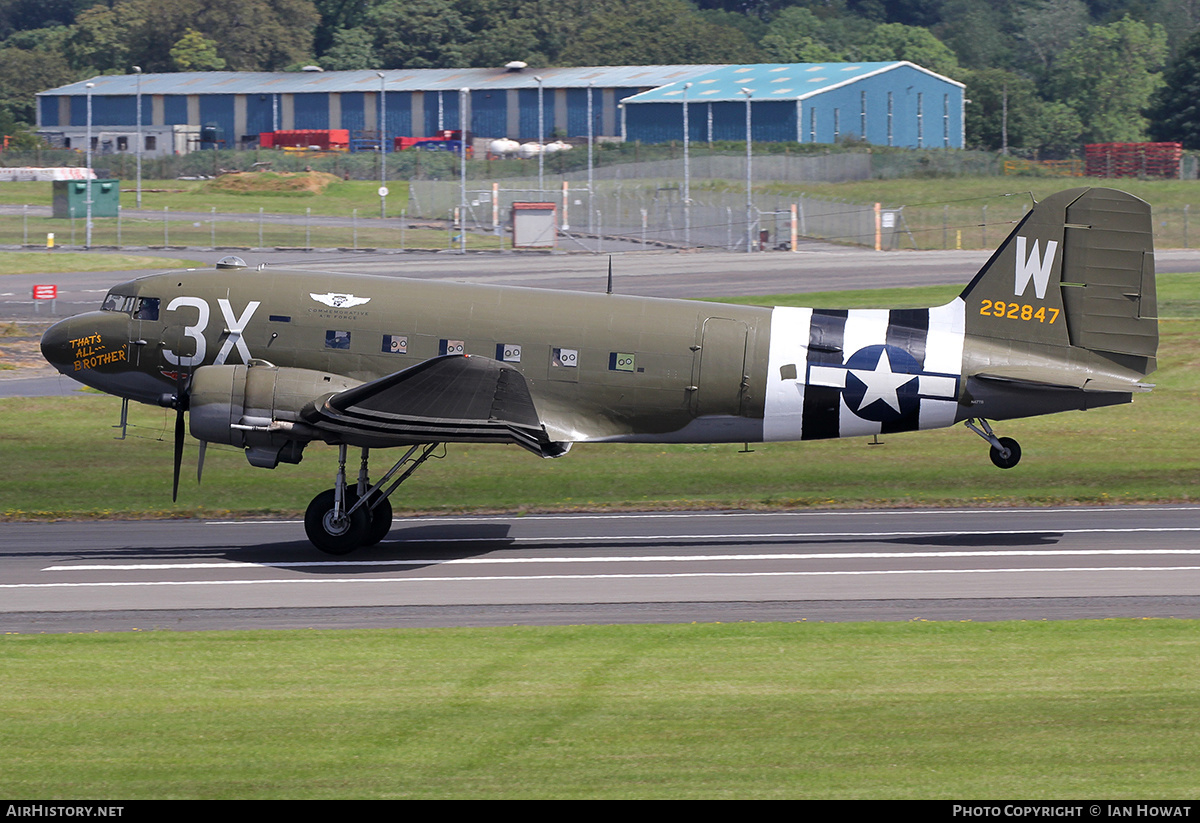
[3,507,1200,632]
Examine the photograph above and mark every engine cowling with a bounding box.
[189,361,360,468]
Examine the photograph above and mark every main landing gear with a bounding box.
[965,418,1021,469]
[304,443,442,554]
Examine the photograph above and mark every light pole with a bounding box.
[377,71,387,218]
[534,75,544,192]
[587,81,594,234]
[85,82,94,249]
[133,66,142,209]
[742,87,753,254]
[682,82,692,247]
[460,87,469,253]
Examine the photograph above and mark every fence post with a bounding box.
[562,181,570,231]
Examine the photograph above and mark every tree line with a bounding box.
[3,0,1200,156]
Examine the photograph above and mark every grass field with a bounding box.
[0,252,201,275]
[3,621,1199,799]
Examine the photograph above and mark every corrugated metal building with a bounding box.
[36,66,717,152]
[621,62,964,149]
[35,61,964,153]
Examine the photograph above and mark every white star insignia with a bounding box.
[847,349,917,414]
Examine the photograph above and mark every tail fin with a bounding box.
[959,187,1157,376]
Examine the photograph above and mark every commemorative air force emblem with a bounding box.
[310,292,371,308]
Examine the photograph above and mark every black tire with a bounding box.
[361,494,394,547]
[989,437,1022,469]
[304,488,371,555]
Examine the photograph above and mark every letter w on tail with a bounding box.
[1014,236,1058,299]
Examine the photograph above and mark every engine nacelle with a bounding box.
[189,361,360,468]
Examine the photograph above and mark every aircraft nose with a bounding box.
[40,316,77,373]
[40,312,132,377]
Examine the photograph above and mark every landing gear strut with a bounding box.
[303,443,442,554]
[965,418,1021,469]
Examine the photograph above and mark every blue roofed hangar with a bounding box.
[35,61,964,154]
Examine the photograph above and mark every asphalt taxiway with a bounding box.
[3,507,1199,632]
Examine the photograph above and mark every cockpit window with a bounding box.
[102,293,136,313]
[134,297,159,320]
[101,293,159,320]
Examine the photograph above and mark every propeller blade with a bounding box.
[172,405,184,502]
[197,440,207,485]
[169,361,192,502]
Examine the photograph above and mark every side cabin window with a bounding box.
[134,297,159,320]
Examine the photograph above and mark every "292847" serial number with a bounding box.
[979,300,1059,324]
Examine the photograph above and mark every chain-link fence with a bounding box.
[411,176,1200,252]
[6,194,1198,253]
[413,174,909,251]
[5,147,1200,251]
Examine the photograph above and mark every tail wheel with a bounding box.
[305,488,371,555]
[989,437,1022,470]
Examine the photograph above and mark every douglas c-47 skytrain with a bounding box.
[41,187,1158,553]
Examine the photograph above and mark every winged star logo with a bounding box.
[807,344,959,423]
[310,292,371,308]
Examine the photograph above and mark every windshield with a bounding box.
[101,293,159,320]
[101,292,135,313]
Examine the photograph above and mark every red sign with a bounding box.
[32,285,57,300]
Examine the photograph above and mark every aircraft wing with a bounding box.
[301,354,569,457]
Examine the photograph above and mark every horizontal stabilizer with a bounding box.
[974,367,1153,393]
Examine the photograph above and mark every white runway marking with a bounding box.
[7,566,1200,590]
[41,547,1200,572]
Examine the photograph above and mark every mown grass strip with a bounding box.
[2,621,1198,799]
[0,252,201,275]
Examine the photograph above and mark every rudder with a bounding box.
[959,187,1157,375]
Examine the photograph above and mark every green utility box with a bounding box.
[52,179,120,218]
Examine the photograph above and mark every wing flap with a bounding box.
[301,355,568,456]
